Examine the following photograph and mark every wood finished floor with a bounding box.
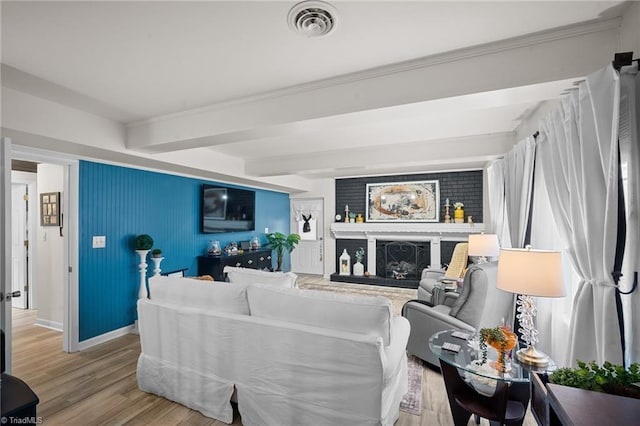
[11,274,535,426]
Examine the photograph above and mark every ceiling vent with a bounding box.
[288,1,338,38]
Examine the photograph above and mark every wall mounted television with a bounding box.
[201,184,255,233]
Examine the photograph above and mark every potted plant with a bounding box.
[134,234,154,251]
[266,232,301,271]
[151,248,163,258]
[549,360,640,399]
[479,326,518,372]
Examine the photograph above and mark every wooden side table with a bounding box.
[545,382,640,425]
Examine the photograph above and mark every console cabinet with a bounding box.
[197,248,273,281]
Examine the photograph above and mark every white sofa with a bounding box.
[137,276,410,426]
[222,265,298,287]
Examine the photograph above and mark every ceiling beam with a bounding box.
[126,18,619,153]
[246,133,515,177]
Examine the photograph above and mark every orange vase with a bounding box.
[488,327,517,372]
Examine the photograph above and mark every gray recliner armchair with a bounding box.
[418,242,469,303]
[402,261,515,367]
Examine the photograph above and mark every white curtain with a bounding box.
[619,63,640,364]
[487,160,512,248]
[537,64,623,366]
[529,157,572,365]
[503,137,536,248]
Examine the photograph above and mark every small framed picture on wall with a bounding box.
[41,191,61,226]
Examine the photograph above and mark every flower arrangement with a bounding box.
[479,326,517,372]
[453,202,464,210]
[355,247,365,263]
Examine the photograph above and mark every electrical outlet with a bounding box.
[264,227,269,234]
[92,235,106,248]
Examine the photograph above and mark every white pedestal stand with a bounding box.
[152,256,164,277]
[133,249,149,335]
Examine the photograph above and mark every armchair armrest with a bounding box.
[442,292,459,307]
[421,268,445,280]
[403,301,475,332]
[402,299,475,366]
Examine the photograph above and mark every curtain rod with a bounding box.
[612,51,638,72]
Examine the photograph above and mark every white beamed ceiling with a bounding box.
[1,1,634,192]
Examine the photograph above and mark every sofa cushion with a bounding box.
[148,276,249,315]
[223,266,297,288]
[246,286,392,346]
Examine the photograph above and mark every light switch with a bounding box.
[264,227,269,234]
[92,235,106,248]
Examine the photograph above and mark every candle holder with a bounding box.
[444,203,451,224]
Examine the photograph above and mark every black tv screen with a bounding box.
[201,184,255,233]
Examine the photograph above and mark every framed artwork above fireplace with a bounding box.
[366,180,439,222]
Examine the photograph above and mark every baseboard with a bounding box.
[78,324,135,351]
[34,318,63,332]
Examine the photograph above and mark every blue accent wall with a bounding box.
[78,161,290,341]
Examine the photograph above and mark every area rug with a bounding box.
[400,355,424,416]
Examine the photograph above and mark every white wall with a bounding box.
[35,163,64,329]
[620,2,640,55]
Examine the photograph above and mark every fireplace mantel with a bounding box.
[331,222,485,240]
[331,222,486,273]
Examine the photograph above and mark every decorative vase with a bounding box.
[208,240,221,255]
[488,328,518,372]
[251,236,260,250]
[454,207,465,223]
[339,249,351,275]
[152,256,164,277]
[136,249,150,299]
[356,214,364,223]
[353,261,364,276]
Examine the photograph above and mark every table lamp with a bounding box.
[468,233,500,264]
[497,246,565,367]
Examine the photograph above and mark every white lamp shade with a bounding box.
[497,248,566,297]
[468,234,500,257]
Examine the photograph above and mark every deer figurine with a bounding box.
[302,214,312,233]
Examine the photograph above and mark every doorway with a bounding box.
[2,139,80,373]
[290,198,324,275]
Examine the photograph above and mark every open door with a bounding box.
[290,198,324,275]
[1,136,15,371]
[11,182,28,309]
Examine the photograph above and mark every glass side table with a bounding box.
[429,329,556,425]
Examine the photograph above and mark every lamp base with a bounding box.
[515,345,549,368]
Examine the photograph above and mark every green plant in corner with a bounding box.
[266,232,301,271]
[151,248,162,258]
[134,234,154,251]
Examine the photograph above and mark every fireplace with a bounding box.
[376,241,430,280]
[330,222,484,289]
